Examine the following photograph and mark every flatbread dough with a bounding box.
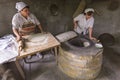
[25,33,48,47]
[27,33,48,43]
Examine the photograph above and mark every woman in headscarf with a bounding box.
[73,8,96,40]
[12,2,43,41]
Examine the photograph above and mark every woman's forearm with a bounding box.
[88,27,93,38]
[12,28,20,37]
[73,21,78,29]
[38,24,43,32]
[88,27,96,40]
[12,27,21,41]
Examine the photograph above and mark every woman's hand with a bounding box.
[89,36,97,41]
[16,35,22,42]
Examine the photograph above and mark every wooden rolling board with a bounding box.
[17,33,60,59]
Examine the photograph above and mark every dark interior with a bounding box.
[68,37,84,47]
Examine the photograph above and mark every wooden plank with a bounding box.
[15,60,25,80]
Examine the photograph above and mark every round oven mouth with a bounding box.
[68,38,84,47]
[68,37,91,48]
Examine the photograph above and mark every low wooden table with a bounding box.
[15,33,60,80]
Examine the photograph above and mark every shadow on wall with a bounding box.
[2,0,119,36]
[87,0,120,39]
[0,0,80,36]
[29,0,80,35]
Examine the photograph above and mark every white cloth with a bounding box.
[56,31,77,42]
[16,2,28,12]
[12,13,40,29]
[84,8,94,13]
[74,14,94,35]
[0,35,18,64]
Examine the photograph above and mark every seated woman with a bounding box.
[12,2,43,41]
[12,2,44,58]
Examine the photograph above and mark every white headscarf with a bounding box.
[84,8,94,13]
[15,2,28,12]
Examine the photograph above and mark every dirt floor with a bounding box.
[33,46,120,80]
[3,42,120,80]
